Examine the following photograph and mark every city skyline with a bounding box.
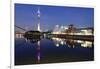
[15,4,94,65]
[15,3,94,32]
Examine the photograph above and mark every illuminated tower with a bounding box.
[37,7,41,31]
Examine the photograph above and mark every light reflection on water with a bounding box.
[51,37,93,48]
[37,41,40,63]
[15,36,94,65]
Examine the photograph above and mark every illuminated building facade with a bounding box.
[52,24,93,36]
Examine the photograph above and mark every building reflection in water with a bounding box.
[51,37,93,48]
[52,38,66,47]
[81,41,93,48]
[25,38,41,63]
[24,36,93,64]
[76,40,93,48]
[37,41,40,63]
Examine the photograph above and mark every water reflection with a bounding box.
[15,35,93,65]
[81,41,93,48]
[25,38,40,43]
[24,34,41,63]
[25,38,41,63]
[51,37,93,48]
[37,41,41,63]
[24,35,93,48]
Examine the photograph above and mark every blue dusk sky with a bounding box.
[15,3,94,32]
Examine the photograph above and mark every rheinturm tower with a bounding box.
[37,7,41,32]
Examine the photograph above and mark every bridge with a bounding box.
[15,25,27,38]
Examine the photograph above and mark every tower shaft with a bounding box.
[37,7,40,31]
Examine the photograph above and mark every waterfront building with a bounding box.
[74,27,94,35]
[15,32,24,38]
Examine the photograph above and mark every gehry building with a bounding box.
[52,24,93,36]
